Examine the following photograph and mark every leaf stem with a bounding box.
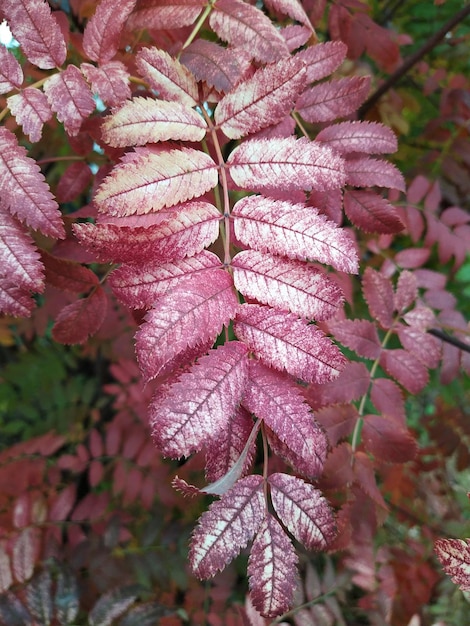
[180,0,215,53]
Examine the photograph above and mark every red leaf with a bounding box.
[136,46,198,107]
[343,189,404,234]
[232,195,358,273]
[180,40,251,94]
[394,270,417,314]
[397,325,441,369]
[264,0,313,29]
[304,361,370,410]
[329,319,381,359]
[149,342,249,458]
[13,527,40,583]
[435,538,470,592]
[82,0,136,64]
[269,473,336,550]
[394,247,430,269]
[234,304,346,384]
[109,250,221,309]
[316,121,397,155]
[49,485,77,522]
[319,442,354,491]
[232,250,343,321]
[362,267,395,329]
[75,202,220,264]
[94,147,218,216]
[102,97,207,146]
[44,65,95,136]
[189,475,265,578]
[55,161,92,203]
[314,404,358,447]
[353,452,389,509]
[379,349,429,394]
[3,0,67,69]
[0,127,64,238]
[227,137,346,193]
[214,56,306,140]
[81,61,131,108]
[362,415,417,464]
[248,514,298,618]
[296,41,347,84]
[296,76,370,123]
[52,287,108,344]
[210,0,289,63]
[126,0,206,30]
[88,587,138,626]
[136,269,238,381]
[370,378,405,426]
[0,45,23,93]
[243,361,328,478]
[345,157,406,192]
[42,250,98,293]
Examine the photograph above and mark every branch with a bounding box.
[358,4,470,118]
[428,328,470,354]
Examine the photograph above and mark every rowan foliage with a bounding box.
[0,0,469,624]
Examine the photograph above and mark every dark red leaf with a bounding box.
[329,318,381,359]
[362,415,417,463]
[52,287,108,344]
[83,0,136,64]
[343,189,404,234]
[379,348,429,394]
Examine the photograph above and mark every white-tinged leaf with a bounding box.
[25,570,53,626]
[126,0,206,30]
[232,195,358,273]
[136,46,198,107]
[149,342,249,458]
[269,473,336,550]
[88,586,139,626]
[248,514,298,618]
[243,361,328,478]
[0,127,64,238]
[81,61,131,108]
[74,202,220,264]
[189,475,265,578]
[3,0,67,69]
[0,45,23,93]
[232,250,343,320]
[345,157,406,192]
[434,538,470,592]
[109,250,221,309]
[136,269,239,382]
[227,137,346,193]
[102,97,207,146]
[296,76,370,123]
[210,0,289,63]
[316,121,398,154]
[295,41,347,84]
[44,65,95,136]
[95,147,218,216]
[13,527,40,583]
[0,547,12,593]
[8,87,53,143]
[264,0,313,29]
[83,0,136,64]
[214,57,306,140]
[234,304,346,384]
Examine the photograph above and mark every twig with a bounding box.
[428,328,470,354]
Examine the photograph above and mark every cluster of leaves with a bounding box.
[1,0,470,623]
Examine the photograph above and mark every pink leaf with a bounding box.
[362,414,417,463]
[232,250,343,321]
[109,250,221,309]
[329,319,381,360]
[345,157,406,192]
[42,250,98,293]
[94,147,218,216]
[102,97,207,146]
[379,349,429,394]
[243,361,327,478]
[189,475,265,578]
[234,304,346,384]
[149,342,249,458]
[304,361,370,410]
[8,87,52,142]
[49,485,77,522]
[394,247,430,269]
[281,25,312,52]
[0,45,23,92]
[316,121,397,154]
[44,65,95,136]
[214,56,306,140]
[269,473,336,550]
[136,46,198,107]
[55,161,92,203]
[210,0,289,63]
[180,40,251,94]
[296,41,347,84]
[13,527,40,583]
[248,514,298,618]
[0,128,64,238]
[3,0,67,69]
[52,287,108,344]
[81,61,131,108]
[227,137,346,193]
[264,0,313,29]
[296,76,370,123]
[435,538,470,592]
[82,0,136,64]
[362,267,395,329]
[397,325,441,369]
[74,202,220,263]
[126,0,206,30]
[343,190,404,234]
[136,269,238,381]
[232,195,358,273]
